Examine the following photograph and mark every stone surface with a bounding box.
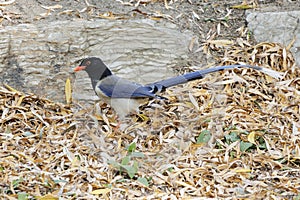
[0,19,193,103]
[246,9,300,66]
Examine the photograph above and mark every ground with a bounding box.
[0,0,300,199]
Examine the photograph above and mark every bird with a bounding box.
[74,57,283,118]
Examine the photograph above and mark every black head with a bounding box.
[74,57,112,90]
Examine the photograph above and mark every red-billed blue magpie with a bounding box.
[74,57,282,118]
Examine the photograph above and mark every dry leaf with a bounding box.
[91,188,111,195]
[248,131,256,144]
[65,78,72,104]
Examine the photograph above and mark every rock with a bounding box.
[246,9,300,66]
[0,19,194,103]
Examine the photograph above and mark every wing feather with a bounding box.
[96,75,156,98]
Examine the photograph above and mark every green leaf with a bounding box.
[108,160,121,169]
[229,151,236,158]
[5,126,12,134]
[12,177,23,188]
[196,130,211,144]
[225,132,240,144]
[18,192,28,200]
[137,177,149,187]
[130,152,144,158]
[121,156,130,165]
[133,161,138,170]
[224,126,237,131]
[103,183,112,189]
[121,164,138,179]
[167,167,174,172]
[127,142,136,153]
[258,137,267,149]
[240,141,254,152]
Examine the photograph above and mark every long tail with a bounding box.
[147,64,283,93]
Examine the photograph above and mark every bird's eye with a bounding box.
[86,60,91,65]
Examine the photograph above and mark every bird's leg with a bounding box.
[111,114,122,132]
[92,102,119,134]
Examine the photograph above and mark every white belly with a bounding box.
[109,98,142,118]
[95,88,146,118]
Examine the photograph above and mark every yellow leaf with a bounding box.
[231,4,256,9]
[16,95,25,107]
[91,188,111,195]
[193,89,209,97]
[248,131,256,144]
[137,113,149,121]
[65,78,72,104]
[36,194,58,200]
[286,37,296,51]
[149,17,162,21]
[235,168,251,173]
[4,83,20,93]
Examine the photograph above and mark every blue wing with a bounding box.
[96,75,157,98]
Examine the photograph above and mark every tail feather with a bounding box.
[147,64,283,93]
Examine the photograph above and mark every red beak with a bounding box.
[74,66,86,72]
